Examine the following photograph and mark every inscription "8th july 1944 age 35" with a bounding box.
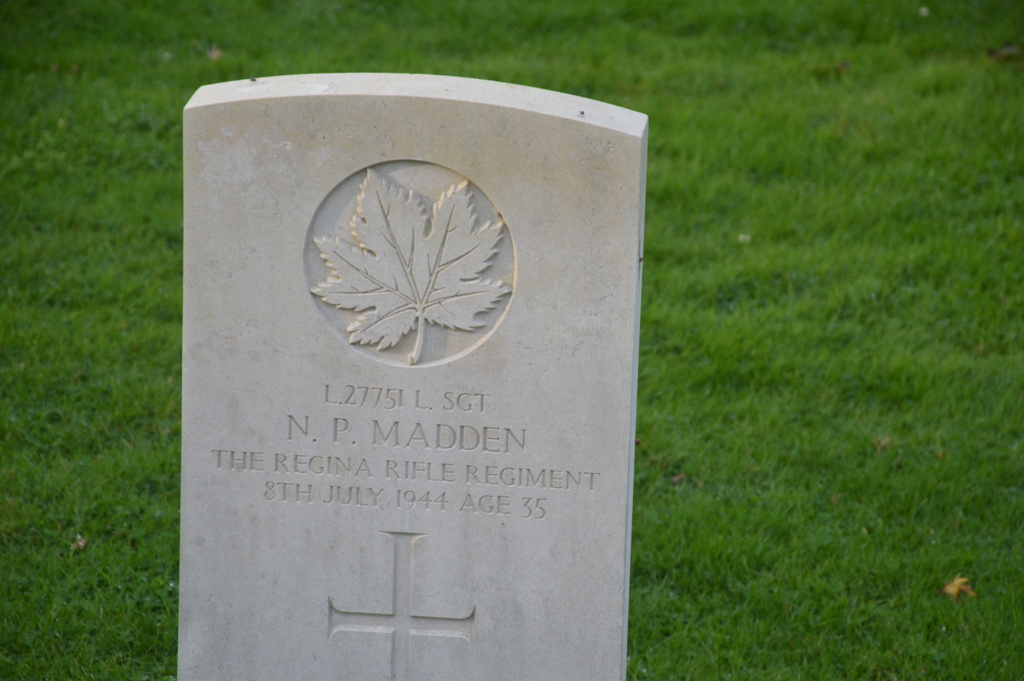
[267,483,551,520]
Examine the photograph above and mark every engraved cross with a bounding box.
[328,532,476,681]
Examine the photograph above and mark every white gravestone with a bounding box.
[180,74,647,681]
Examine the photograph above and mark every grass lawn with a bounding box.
[2,0,1022,679]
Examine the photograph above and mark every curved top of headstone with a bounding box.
[185,73,648,138]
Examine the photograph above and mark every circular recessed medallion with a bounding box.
[304,161,516,367]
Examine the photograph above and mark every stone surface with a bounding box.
[180,73,647,681]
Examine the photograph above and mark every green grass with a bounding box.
[2,0,1022,678]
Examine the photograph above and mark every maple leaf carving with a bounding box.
[312,170,511,365]
[940,575,977,602]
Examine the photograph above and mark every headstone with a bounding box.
[180,74,647,681]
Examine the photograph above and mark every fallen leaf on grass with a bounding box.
[873,434,891,453]
[71,534,87,551]
[671,472,687,485]
[987,43,1020,62]
[810,61,851,79]
[940,575,976,602]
